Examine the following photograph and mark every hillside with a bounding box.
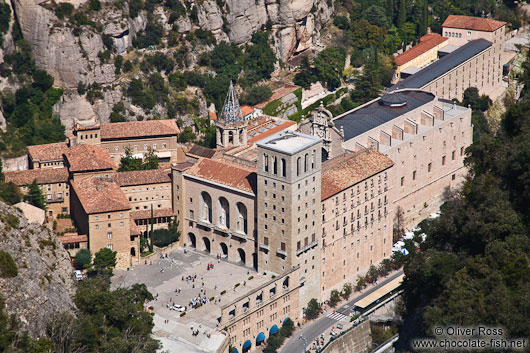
[0,201,76,338]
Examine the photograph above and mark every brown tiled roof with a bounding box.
[442,15,506,32]
[255,84,299,109]
[71,177,130,214]
[172,161,195,171]
[321,149,393,200]
[100,120,180,140]
[130,218,142,235]
[4,168,69,186]
[248,121,297,143]
[188,144,216,158]
[241,105,255,116]
[395,34,448,66]
[185,158,257,194]
[114,169,171,186]
[27,142,69,162]
[58,234,88,244]
[130,208,174,220]
[65,144,115,172]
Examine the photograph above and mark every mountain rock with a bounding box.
[0,201,76,338]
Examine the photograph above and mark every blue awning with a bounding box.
[232,349,239,353]
[242,340,252,352]
[270,325,279,335]
[256,332,266,343]
[283,317,290,325]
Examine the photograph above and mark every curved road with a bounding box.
[281,270,404,353]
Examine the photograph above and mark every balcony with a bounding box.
[46,196,64,204]
[260,243,270,251]
[196,219,214,230]
[276,249,287,257]
[296,240,318,256]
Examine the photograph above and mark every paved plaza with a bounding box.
[112,248,271,353]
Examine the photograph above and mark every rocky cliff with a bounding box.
[0,201,76,338]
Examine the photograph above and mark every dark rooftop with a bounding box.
[390,39,492,91]
[187,144,216,159]
[333,90,435,141]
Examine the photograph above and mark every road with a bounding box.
[280,270,404,353]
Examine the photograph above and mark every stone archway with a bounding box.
[188,233,196,248]
[203,237,211,253]
[220,242,228,257]
[237,248,246,265]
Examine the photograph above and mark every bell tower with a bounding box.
[215,81,248,148]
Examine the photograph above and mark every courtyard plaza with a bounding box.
[112,248,270,353]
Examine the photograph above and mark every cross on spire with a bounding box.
[219,81,242,125]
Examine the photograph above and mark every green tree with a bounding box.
[386,0,394,25]
[264,334,283,353]
[75,249,92,270]
[32,69,54,92]
[313,48,345,89]
[363,5,389,27]
[279,318,295,337]
[397,0,406,29]
[240,85,272,106]
[143,146,159,170]
[329,289,341,307]
[93,247,117,274]
[177,126,197,143]
[355,275,366,291]
[0,250,18,278]
[118,147,143,171]
[89,0,101,11]
[0,182,22,205]
[343,283,353,300]
[293,57,318,89]
[305,298,320,320]
[24,179,46,210]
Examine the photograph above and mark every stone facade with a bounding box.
[338,91,472,226]
[220,267,301,353]
[256,131,322,308]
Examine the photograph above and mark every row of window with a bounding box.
[400,148,463,186]
[262,150,317,177]
[105,143,167,153]
[79,133,98,140]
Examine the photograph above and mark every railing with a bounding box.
[296,240,318,256]
[260,243,270,251]
[276,249,287,257]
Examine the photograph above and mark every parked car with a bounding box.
[171,305,185,312]
[74,270,83,281]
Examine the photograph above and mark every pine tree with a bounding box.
[24,179,46,210]
[397,0,406,29]
[418,0,428,36]
[386,0,394,26]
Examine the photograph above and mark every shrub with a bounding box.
[55,3,74,19]
[248,275,254,280]
[279,318,295,338]
[220,290,226,295]
[89,0,102,11]
[75,249,92,270]
[4,214,19,229]
[305,298,320,320]
[329,289,341,307]
[0,250,18,277]
[152,228,180,248]
[180,312,186,317]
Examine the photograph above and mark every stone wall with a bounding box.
[1,155,29,171]
[322,320,372,353]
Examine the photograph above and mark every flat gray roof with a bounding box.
[257,130,320,155]
[390,39,492,91]
[333,90,436,141]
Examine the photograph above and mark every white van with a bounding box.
[74,270,83,281]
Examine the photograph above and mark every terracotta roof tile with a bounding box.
[58,234,88,244]
[4,168,69,186]
[172,161,196,171]
[130,208,174,220]
[130,218,142,235]
[27,142,69,162]
[248,121,297,143]
[188,144,216,158]
[114,169,171,187]
[209,112,217,120]
[442,15,506,32]
[395,34,448,66]
[71,177,130,214]
[321,149,393,200]
[100,120,180,140]
[185,158,257,194]
[65,144,115,172]
[241,105,255,116]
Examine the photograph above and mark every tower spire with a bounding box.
[219,81,242,125]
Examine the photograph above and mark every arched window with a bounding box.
[200,192,212,223]
[236,202,248,234]
[264,154,269,172]
[281,158,286,177]
[273,156,278,175]
[218,197,230,228]
[297,157,301,176]
[311,150,315,169]
[304,153,309,173]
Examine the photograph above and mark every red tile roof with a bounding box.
[321,149,393,200]
[248,121,297,143]
[130,208,174,220]
[130,218,142,235]
[209,112,217,120]
[27,142,69,162]
[114,169,171,186]
[71,177,130,214]
[395,34,448,66]
[442,15,506,32]
[185,158,257,194]
[65,144,115,172]
[100,120,180,140]
[241,105,255,116]
[58,234,88,244]
[4,168,69,186]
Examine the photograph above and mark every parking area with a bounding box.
[112,248,270,353]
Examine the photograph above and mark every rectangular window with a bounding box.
[281,242,286,251]
[442,156,446,166]
[107,232,112,239]
[400,177,404,186]
[412,171,416,180]
[297,241,301,250]
[107,244,113,250]
[461,147,464,156]
[452,150,456,160]
[47,194,52,200]
[264,237,269,245]
[428,163,432,172]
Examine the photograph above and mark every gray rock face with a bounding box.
[0,202,76,338]
[53,91,97,134]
